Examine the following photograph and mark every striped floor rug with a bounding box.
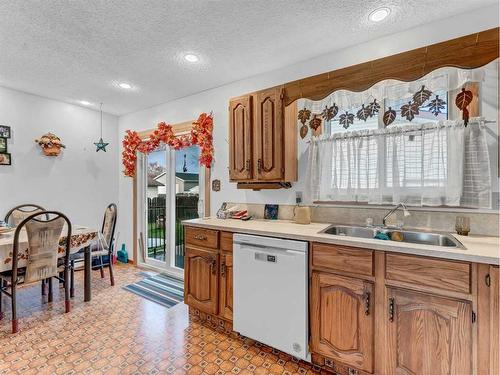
[123,272,184,308]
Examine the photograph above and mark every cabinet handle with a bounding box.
[220,259,226,277]
[388,297,395,322]
[257,159,263,173]
[245,159,251,171]
[209,258,217,275]
[194,234,207,241]
[364,292,370,316]
[486,273,491,287]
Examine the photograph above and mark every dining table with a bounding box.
[0,225,98,302]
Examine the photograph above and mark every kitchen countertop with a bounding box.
[183,218,500,265]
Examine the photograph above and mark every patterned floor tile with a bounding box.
[0,264,322,374]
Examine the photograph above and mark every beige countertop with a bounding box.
[183,217,500,265]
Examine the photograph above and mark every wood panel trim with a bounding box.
[283,28,499,105]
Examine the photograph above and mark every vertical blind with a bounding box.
[305,119,491,208]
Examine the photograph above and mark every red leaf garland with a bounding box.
[122,113,214,177]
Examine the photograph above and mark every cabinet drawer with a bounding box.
[385,253,471,294]
[185,227,219,249]
[312,243,374,277]
[220,232,233,253]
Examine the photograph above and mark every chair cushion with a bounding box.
[90,241,110,257]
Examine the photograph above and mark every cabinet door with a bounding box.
[254,87,284,180]
[184,246,218,315]
[386,288,472,375]
[490,266,499,375]
[311,272,374,373]
[229,95,253,181]
[219,253,233,321]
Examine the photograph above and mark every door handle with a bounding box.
[220,259,226,277]
[388,297,395,322]
[208,258,217,275]
[364,291,370,316]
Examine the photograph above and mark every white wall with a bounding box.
[118,5,499,259]
[0,86,119,229]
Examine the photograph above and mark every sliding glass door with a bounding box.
[140,143,202,275]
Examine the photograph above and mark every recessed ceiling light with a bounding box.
[369,7,391,22]
[118,82,132,89]
[79,100,92,106]
[184,54,199,63]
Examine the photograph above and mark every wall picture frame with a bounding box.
[0,153,11,166]
[0,138,6,153]
[0,125,11,139]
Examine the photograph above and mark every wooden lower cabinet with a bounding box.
[184,246,219,315]
[385,288,472,375]
[182,229,497,375]
[219,253,233,321]
[311,271,374,373]
[478,264,499,375]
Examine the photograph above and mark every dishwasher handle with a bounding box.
[236,242,306,254]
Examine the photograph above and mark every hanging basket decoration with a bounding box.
[428,95,446,116]
[401,101,420,122]
[309,114,322,131]
[455,87,473,126]
[321,104,338,122]
[367,99,380,118]
[298,107,311,125]
[356,104,371,122]
[383,107,397,126]
[35,133,66,156]
[339,111,355,129]
[122,113,213,177]
[413,85,433,106]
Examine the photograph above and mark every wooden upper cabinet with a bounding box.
[229,95,253,181]
[228,86,296,187]
[254,87,284,180]
[386,288,472,375]
[311,272,374,373]
[184,246,219,315]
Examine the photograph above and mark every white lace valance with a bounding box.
[299,65,486,115]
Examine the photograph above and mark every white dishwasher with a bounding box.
[233,233,310,361]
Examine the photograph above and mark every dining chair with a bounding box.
[70,203,117,296]
[4,204,47,227]
[4,204,53,297]
[0,211,72,333]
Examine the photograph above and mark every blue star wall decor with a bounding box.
[94,137,109,152]
[94,103,110,152]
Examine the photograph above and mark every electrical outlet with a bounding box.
[295,191,303,204]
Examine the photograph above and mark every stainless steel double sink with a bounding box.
[320,224,465,249]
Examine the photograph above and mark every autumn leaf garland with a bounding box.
[122,113,214,177]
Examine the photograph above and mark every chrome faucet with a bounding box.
[383,203,411,228]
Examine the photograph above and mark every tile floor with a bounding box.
[0,264,324,375]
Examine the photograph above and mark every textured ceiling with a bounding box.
[0,0,497,115]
